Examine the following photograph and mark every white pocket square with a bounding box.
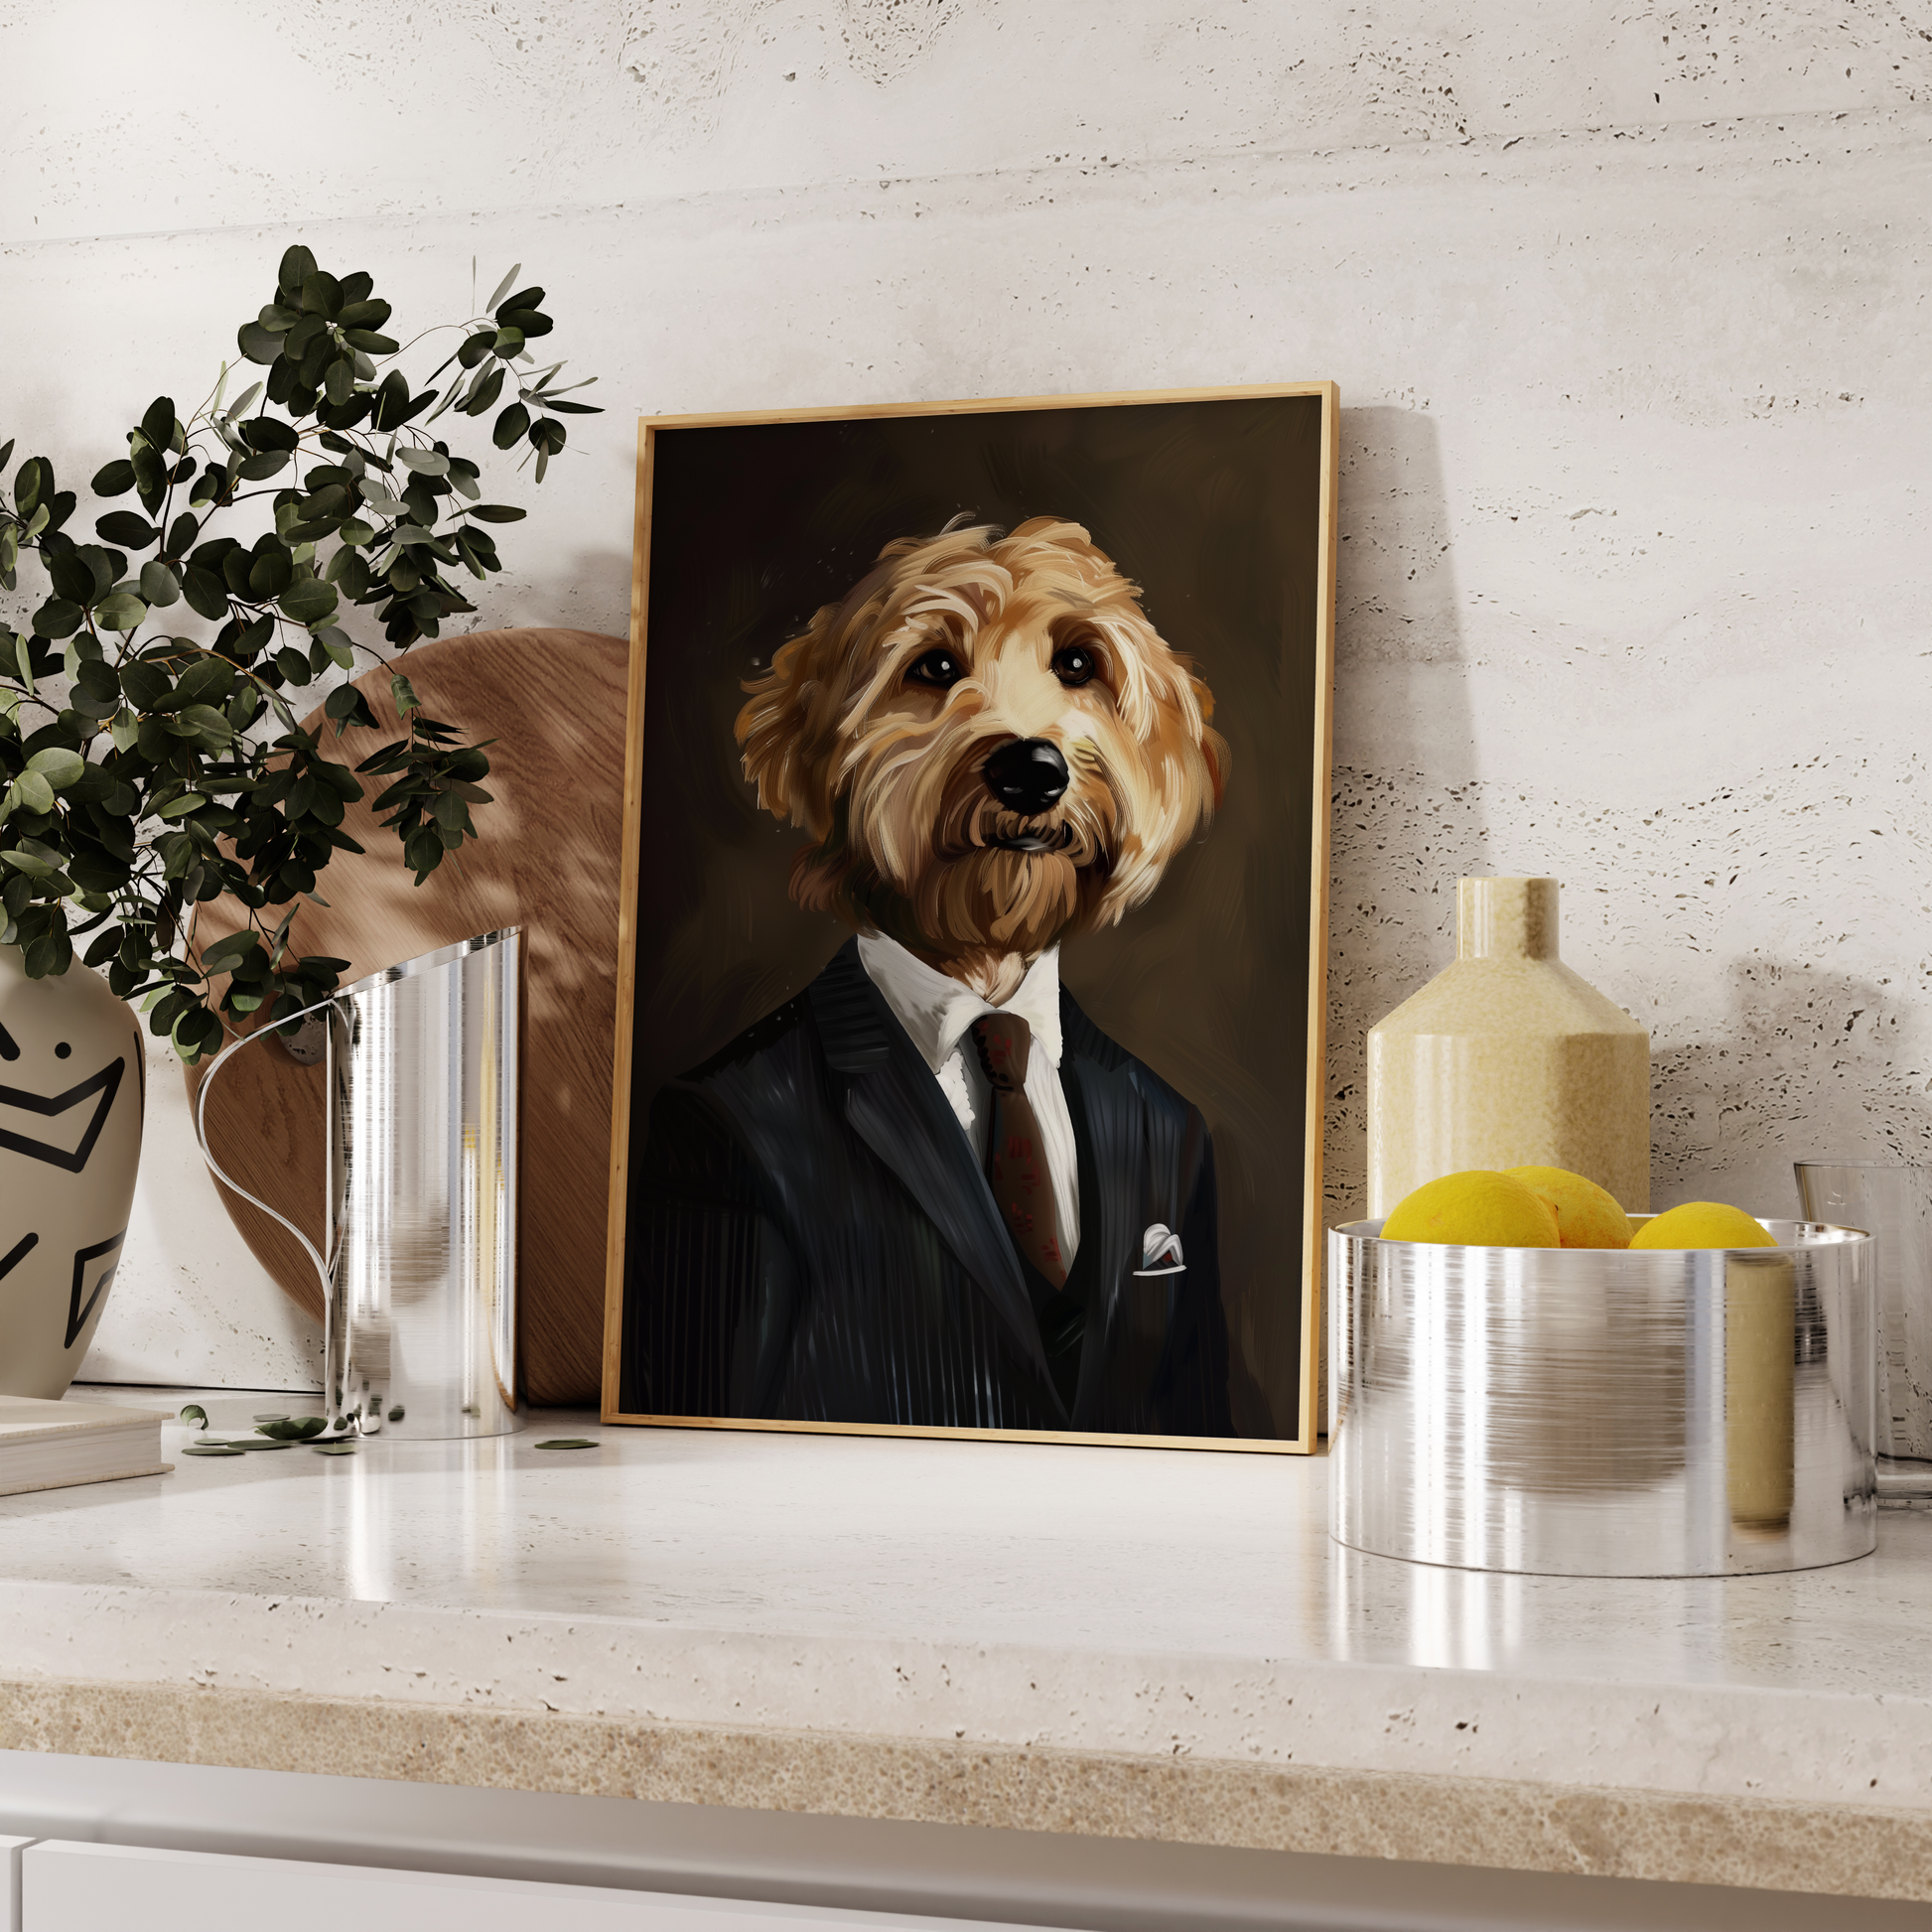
[1133,1222,1186,1277]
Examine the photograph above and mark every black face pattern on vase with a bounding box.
[0,1046,126,1173]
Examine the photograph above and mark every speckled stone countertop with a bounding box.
[2,1389,1929,1903]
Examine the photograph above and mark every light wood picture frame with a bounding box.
[602,384,1339,1451]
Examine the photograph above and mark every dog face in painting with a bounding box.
[737,517,1226,978]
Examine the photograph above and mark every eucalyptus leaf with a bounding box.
[498,307,551,340]
[93,590,149,631]
[256,1415,329,1440]
[248,547,293,599]
[9,771,55,815]
[178,703,235,744]
[460,366,505,418]
[237,321,283,364]
[47,552,95,603]
[278,242,318,291]
[279,578,339,624]
[243,414,299,453]
[182,564,229,621]
[74,656,119,700]
[199,929,259,971]
[25,748,85,788]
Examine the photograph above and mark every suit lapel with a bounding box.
[1058,992,1141,1424]
[810,941,1056,1400]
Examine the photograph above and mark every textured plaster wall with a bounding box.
[4,0,1930,1387]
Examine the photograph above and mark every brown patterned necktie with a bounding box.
[971,1013,1066,1288]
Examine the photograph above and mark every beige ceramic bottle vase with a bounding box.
[1366,878,1650,1215]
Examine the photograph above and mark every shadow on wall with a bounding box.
[487,539,634,644]
[1323,405,1489,1225]
[1654,959,1932,1216]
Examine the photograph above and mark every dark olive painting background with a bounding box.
[625,393,1326,1442]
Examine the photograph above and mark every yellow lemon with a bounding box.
[1504,1166,1633,1249]
[1628,1202,1777,1250]
[1381,1171,1560,1247]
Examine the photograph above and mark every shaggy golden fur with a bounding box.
[737,517,1226,997]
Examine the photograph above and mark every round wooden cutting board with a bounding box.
[183,626,627,1407]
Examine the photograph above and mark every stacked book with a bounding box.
[0,1394,172,1497]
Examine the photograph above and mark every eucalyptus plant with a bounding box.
[0,247,599,1062]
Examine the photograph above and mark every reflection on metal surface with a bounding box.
[1329,1218,1875,1578]
[1795,1161,1932,1496]
[198,930,520,1442]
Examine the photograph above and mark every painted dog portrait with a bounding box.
[609,390,1336,1449]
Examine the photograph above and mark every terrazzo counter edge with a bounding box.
[0,1577,1927,1904]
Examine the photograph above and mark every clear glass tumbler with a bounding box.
[1795,1161,1932,1495]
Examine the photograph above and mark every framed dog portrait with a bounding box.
[601,384,1338,1452]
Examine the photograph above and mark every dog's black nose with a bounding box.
[983,738,1069,815]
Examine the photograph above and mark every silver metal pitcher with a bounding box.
[1795,1161,1932,1496]
[198,928,520,1440]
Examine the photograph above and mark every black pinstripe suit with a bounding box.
[621,938,1231,1437]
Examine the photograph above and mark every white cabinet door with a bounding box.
[1,1836,28,1932]
[21,1840,1050,1931]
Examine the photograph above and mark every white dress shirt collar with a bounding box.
[855,932,1064,1072]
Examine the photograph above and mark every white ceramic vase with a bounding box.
[0,944,145,1397]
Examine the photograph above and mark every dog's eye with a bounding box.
[905,648,964,688]
[1051,644,1098,688]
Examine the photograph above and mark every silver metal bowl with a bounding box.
[1328,1218,1876,1577]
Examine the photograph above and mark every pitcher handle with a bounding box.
[193,999,344,1307]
